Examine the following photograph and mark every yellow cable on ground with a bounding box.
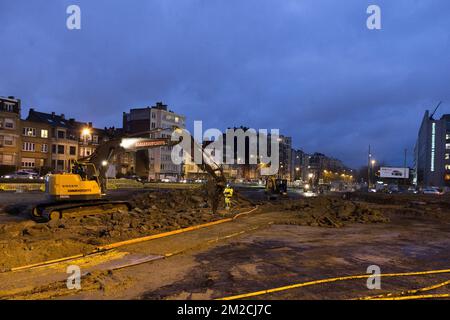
[358,278,450,300]
[217,269,450,300]
[98,206,258,251]
[376,293,450,300]
[4,206,259,273]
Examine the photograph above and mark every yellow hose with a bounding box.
[358,278,450,300]
[217,269,450,300]
[5,206,259,272]
[376,294,449,300]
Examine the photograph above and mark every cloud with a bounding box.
[1,0,449,167]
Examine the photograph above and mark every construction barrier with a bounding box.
[106,179,145,190]
[0,183,45,192]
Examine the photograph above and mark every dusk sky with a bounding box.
[1,0,449,168]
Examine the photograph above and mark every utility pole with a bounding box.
[404,148,407,186]
[367,145,371,189]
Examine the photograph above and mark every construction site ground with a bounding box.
[0,187,449,300]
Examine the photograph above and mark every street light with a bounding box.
[81,127,91,137]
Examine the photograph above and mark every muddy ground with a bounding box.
[0,188,254,271]
[1,188,448,272]
[0,189,449,299]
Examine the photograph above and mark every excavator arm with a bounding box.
[77,127,227,211]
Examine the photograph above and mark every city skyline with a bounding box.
[1,1,449,167]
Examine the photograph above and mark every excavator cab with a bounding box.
[45,162,102,201]
[265,176,288,200]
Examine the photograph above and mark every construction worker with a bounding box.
[223,183,234,210]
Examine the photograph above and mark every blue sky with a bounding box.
[1,0,449,167]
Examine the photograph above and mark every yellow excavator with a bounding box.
[265,176,288,200]
[32,127,227,221]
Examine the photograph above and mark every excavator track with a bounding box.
[32,200,131,221]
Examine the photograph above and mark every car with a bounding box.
[2,170,39,180]
[422,187,443,195]
[406,186,418,194]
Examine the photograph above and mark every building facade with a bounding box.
[0,96,21,172]
[19,119,52,173]
[278,135,292,181]
[414,110,450,187]
[123,102,186,180]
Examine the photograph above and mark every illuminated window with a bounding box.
[446,154,450,160]
[446,165,450,170]
[41,129,48,138]
[446,144,450,150]
[23,127,36,137]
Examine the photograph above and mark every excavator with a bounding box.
[264,176,288,200]
[32,127,227,221]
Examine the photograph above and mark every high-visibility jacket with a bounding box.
[223,187,234,198]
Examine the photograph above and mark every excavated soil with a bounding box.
[271,196,390,227]
[0,189,253,271]
[1,191,449,271]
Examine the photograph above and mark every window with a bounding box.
[3,136,14,146]
[446,144,450,150]
[4,118,14,129]
[446,165,450,171]
[52,145,57,154]
[69,146,76,155]
[57,145,65,154]
[56,160,65,171]
[23,127,36,137]
[151,112,156,119]
[446,154,450,160]
[21,158,35,168]
[42,144,48,153]
[2,154,14,165]
[175,116,179,123]
[22,142,35,152]
[4,103,14,112]
[57,130,65,139]
[93,135,98,144]
[151,122,156,129]
[41,129,48,138]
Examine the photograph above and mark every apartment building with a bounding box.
[123,102,186,180]
[0,96,21,171]
[26,109,80,172]
[278,135,292,181]
[19,119,52,172]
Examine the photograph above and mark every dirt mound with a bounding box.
[277,196,389,227]
[129,189,253,213]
